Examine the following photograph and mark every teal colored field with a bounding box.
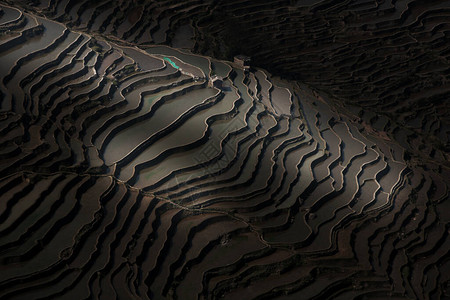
[163,56,180,69]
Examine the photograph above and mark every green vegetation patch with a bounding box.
[163,57,180,69]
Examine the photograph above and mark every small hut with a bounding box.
[234,55,251,71]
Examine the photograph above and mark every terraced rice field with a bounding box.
[0,1,449,299]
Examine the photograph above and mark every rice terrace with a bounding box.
[0,0,449,299]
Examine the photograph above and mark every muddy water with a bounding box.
[0,6,20,25]
[104,86,216,166]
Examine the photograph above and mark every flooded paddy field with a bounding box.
[0,1,449,299]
